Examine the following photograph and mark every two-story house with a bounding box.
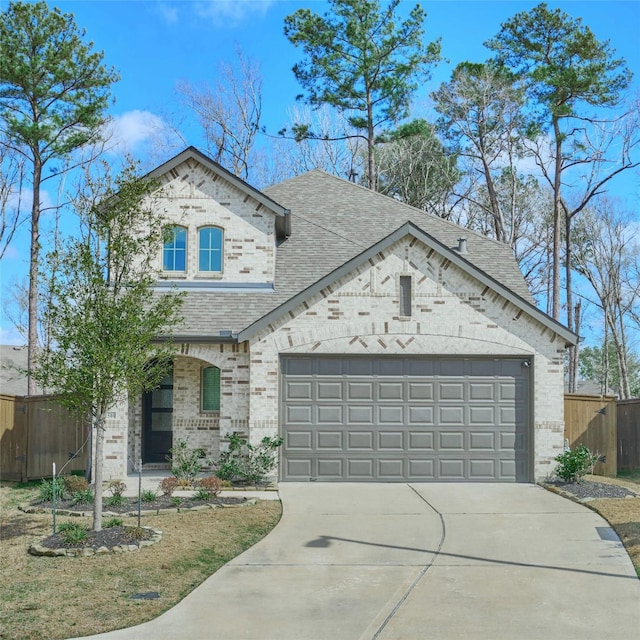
[102,146,576,483]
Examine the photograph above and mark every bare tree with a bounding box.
[177,48,262,181]
[0,137,26,259]
[573,198,638,399]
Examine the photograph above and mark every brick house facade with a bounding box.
[101,147,576,483]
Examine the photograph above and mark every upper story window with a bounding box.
[199,226,223,273]
[163,226,187,272]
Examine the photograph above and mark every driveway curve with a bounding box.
[73,484,640,640]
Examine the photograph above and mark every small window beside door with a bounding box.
[202,366,221,412]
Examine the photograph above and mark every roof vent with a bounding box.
[457,237,468,254]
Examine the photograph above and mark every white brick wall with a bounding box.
[103,236,566,484]
[154,158,276,283]
[249,237,566,482]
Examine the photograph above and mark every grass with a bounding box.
[0,483,282,640]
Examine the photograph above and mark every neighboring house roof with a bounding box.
[156,161,575,346]
[0,345,42,396]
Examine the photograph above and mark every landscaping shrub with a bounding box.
[38,477,67,503]
[58,522,88,545]
[217,433,283,484]
[555,444,599,483]
[104,516,123,528]
[166,439,211,485]
[159,476,179,497]
[197,476,222,497]
[71,488,94,505]
[64,475,88,494]
[141,489,158,503]
[106,479,127,498]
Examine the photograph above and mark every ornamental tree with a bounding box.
[33,162,183,531]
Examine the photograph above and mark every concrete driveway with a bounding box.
[75,484,640,640]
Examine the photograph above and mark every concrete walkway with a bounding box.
[72,483,640,640]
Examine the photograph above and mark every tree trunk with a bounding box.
[551,118,563,320]
[27,158,42,395]
[366,87,376,191]
[92,415,104,532]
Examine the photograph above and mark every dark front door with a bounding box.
[143,368,174,463]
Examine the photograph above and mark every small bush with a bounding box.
[104,517,123,528]
[197,476,222,497]
[64,475,88,494]
[38,477,67,503]
[217,433,283,484]
[141,489,158,503]
[170,496,182,507]
[166,439,210,485]
[125,526,147,540]
[71,488,94,505]
[192,487,213,501]
[106,479,127,498]
[159,476,179,497]
[105,494,126,507]
[58,522,88,545]
[555,444,599,483]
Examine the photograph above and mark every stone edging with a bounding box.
[28,526,163,557]
[20,497,258,518]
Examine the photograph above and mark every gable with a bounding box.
[238,224,577,347]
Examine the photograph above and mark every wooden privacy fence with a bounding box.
[617,399,640,472]
[0,394,88,481]
[564,394,618,477]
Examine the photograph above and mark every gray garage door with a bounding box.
[280,356,530,482]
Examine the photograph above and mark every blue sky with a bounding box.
[1,0,639,344]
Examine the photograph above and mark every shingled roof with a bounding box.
[168,168,574,345]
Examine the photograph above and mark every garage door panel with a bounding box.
[408,406,434,424]
[378,382,403,400]
[317,382,342,399]
[317,405,343,424]
[379,431,404,450]
[378,459,404,479]
[439,459,465,479]
[286,406,313,424]
[409,431,435,450]
[348,382,373,400]
[379,406,404,424]
[317,458,344,479]
[348,406,374,423]
[469,431,496,450]
[281,357,530,482]
[285,381,312,400]
[286,431,313,450]
[347,431,374,450]
[317,431,343,450]
[439,406,464,424]
[469,406,495,424]
[439,382,465,400]
[348,459,374,478]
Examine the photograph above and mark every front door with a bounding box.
[143,368,174,463]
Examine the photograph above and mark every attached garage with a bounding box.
[280,356,531,482]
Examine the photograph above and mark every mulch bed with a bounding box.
[545,479,640,501]
[32,494,248,514]
[39,525,154,550]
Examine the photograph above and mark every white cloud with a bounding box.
[194,0,274,24]
[104,111,169,154]
[157,2,179,25]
